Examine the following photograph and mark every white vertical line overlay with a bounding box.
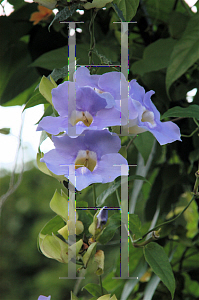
[113,164,138,279]
[121,22,129,135]
[68,22,76,137]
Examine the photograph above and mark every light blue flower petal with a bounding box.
[37,116,68,135]
[38,296,51,300]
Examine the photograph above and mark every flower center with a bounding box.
[141,110,156,127]
[94,87,104,94]
[75,150,97,172]
[70,110,93,127]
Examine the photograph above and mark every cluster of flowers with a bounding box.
[37,67,181,191]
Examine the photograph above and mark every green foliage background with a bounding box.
[1,0,199,299]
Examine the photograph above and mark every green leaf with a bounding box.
[50,190,68,222]
[166,14,199,94]
[48,4,78,30]
[189,148,199,165]
[82,283,107,297]
[30,46,68,70]
[0,16,36,105]
[3,81,39,107]
[142,0,189,24]
[6,0,26,10]
[111,3,126,22]
[143,242,175,299]
[34,0,57,9]
[83,0,114,9]
[96,175,150,206]
[37,215,65,250]
[168,12,190,39]
[50,65,68,82]
[129,214,142,240]
[131,38,176,76]
[40,234,68,263]
[98,214,121,245]
[119,146,127,159]
[96,181,121,206]
[161,105,199,120]
[110,295,118,300]
[134,132,155,165]
[1,53,39,104]
[37,105,54,124]
[23,91,48,111]
[40,215,65,236]
[113,0,139,21]
[68,239,83,260]
[76,201,88,208]
[37,152,53,177]
[82,242,97,268]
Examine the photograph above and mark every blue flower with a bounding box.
[38,296,51,300]
[41,129,128,191]
[74,67,127,101]
[97,206,108,229]
[37,67,127,137]
[125,80,181,145]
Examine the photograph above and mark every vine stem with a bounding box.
[134,195,196,243]
[99,275,104,295]
[126,136,137,151]
[93,184,96,207]
[88,8,98,68]
[0,106,24,214]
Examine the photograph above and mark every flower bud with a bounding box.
[97,206,108,229]
[58,224,68,240]
[67,220,84,236]
[94,250,104,275]
[39,75,57,105]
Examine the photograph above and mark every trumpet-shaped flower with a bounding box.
[41,129,128,191]
[124,80,181,145]
[37,67,127,137]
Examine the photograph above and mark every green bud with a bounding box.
[94,250,104,275]
[88,207,108,239]
[50,190,68,222]
[76,220,84,235]
[0,128,10,135]
[39,75,57,105]
[97,295,118,300]
[97,295,111,300]
[58,224,68,240]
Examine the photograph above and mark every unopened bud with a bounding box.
[97,206,108,229]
